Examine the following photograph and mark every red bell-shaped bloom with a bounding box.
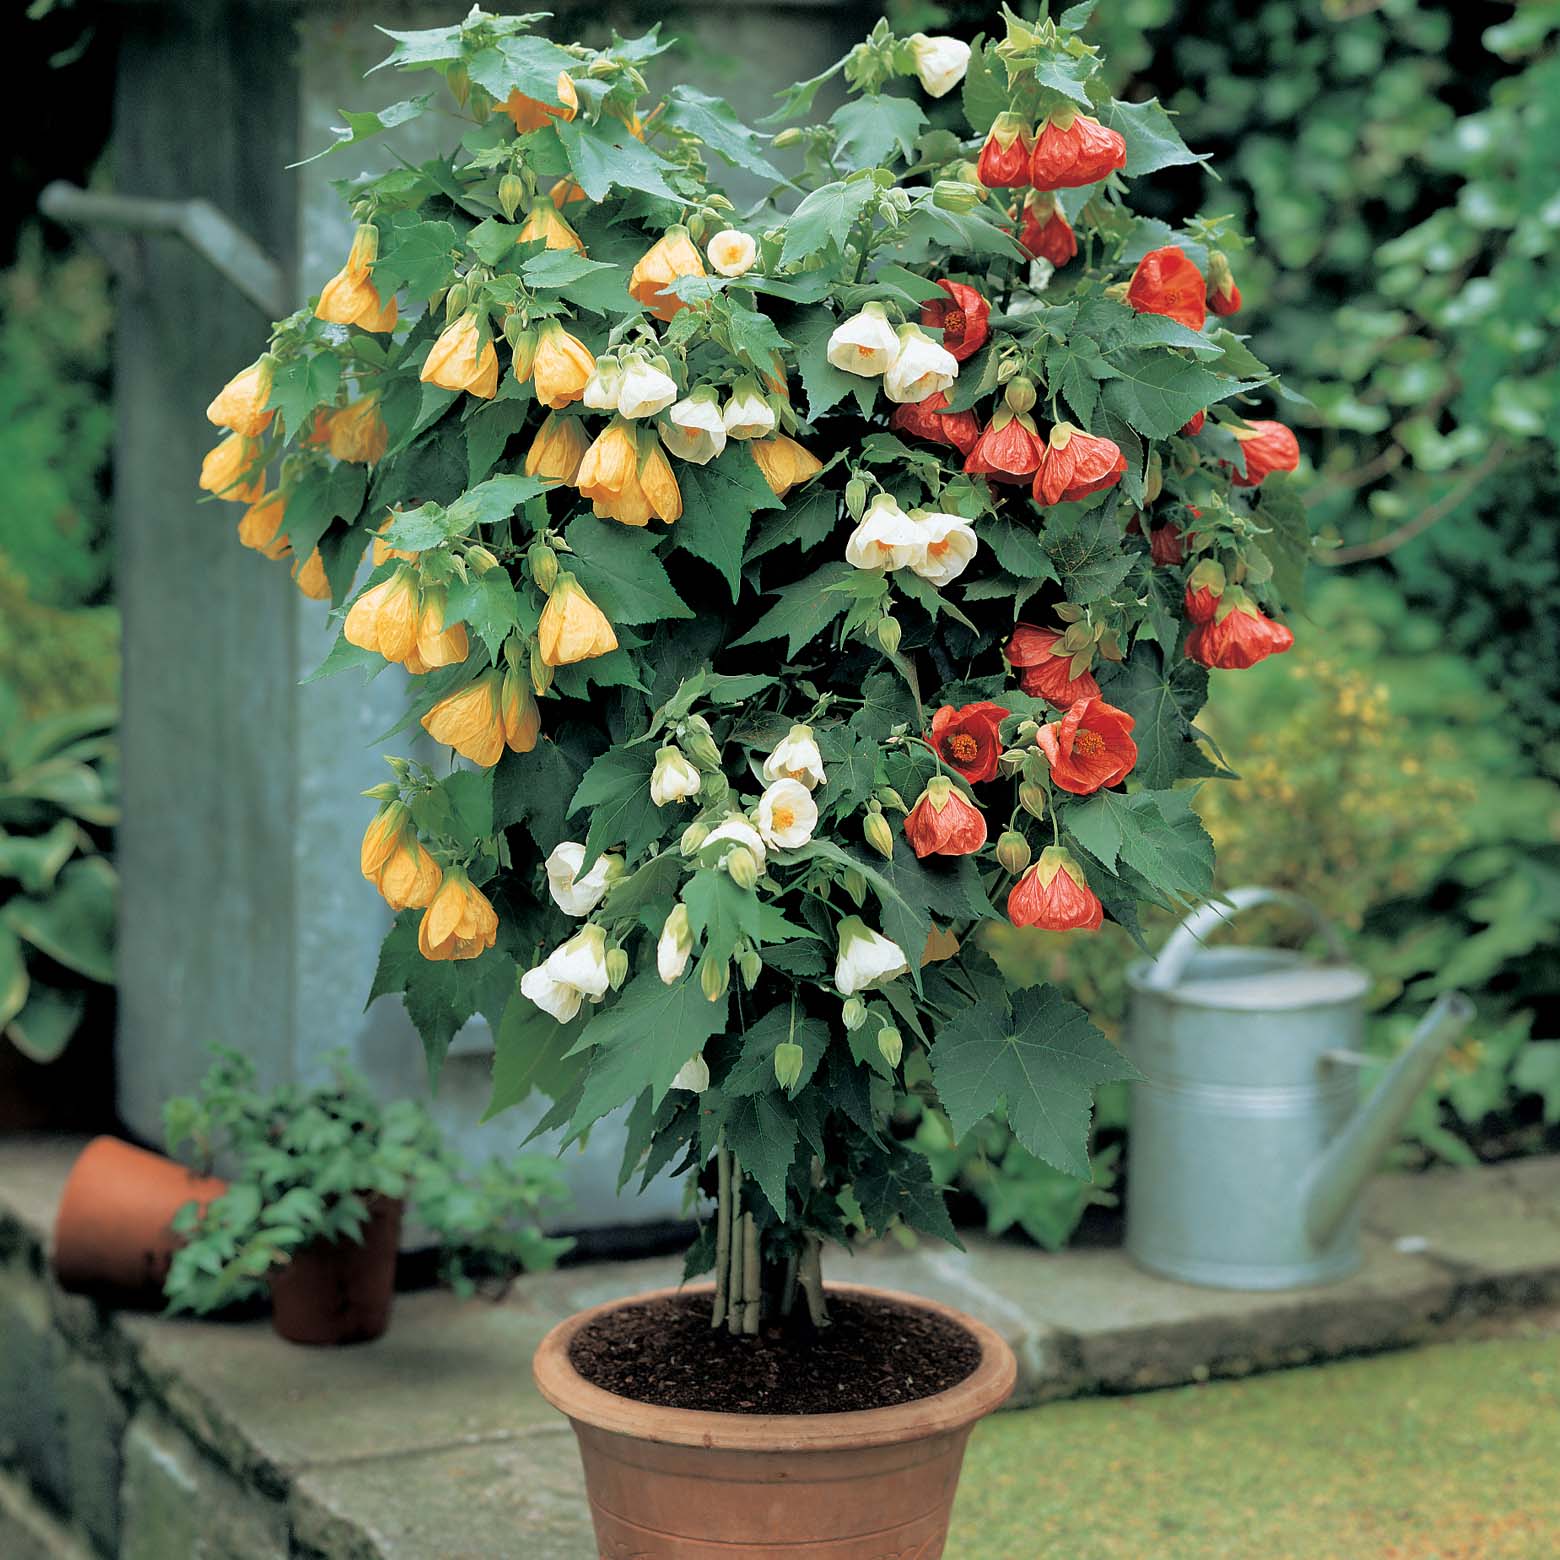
[1184,559,1226,625]
[1005,623,1101,709]
[977,113,1034,189]
[964,410,1046,485]
[1018,193,1076,266]
[1036,697,1138,795]
[1031,424,1127,507]
[890,390,981,456]
[1180,410,1206,437]
[921,280,991,363]
[1208,252,1241,317]
[928,701,1010,784]
[1008,846,1103,931]
[904,777,987,859]
[1127,246,1207,332]
[1186,592,1294,670]
[1229,420,1300,488]
[1212,281,1241,316]
[1149,524,1185,566]
[1029,112,1127,191]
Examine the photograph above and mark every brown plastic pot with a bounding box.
[534,1283,1017,1559]
[52,1136,227,1306]
[267,1194,402,1346]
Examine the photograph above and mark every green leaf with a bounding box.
[374,216,459,300]
[780,179,876,268]
[447,474,549,528]
[670,448,784,599]
[662,86,785,182]
[520,250,616,290]
[0,819,80,896]
[569,745,664,862]
[4,857,115,985]
[744,483,839,565]
[1034,53,1097,107]
[465,400,530,487]
[1106,649,1210,788]
[268,353,339,438]
[717,1090,799,1217]
[463,33,579,101]
[788,304,864,420]
[294,95,435,166]
[5,981,84,1064]
[556,117,679,203]
[855,1144,963,1247]
[493,739,581,853]
[831,96,927,171]
[731,561,857,657]
[724,1005,831,1098]
[932,986,1136,1177]
[1065,788,1214,906]
[961,41,1007,136]
[467,217,520,266]
[1101,352,1263,440]
[1046,506,1136,601]
[1099,97,1207,177]
[282,462,367,557]
[443,568,519,661]
[412,768,494,850]
[564,516,693,626]
[984,515,1060,585]
[0,928,28,1030]
[483,991,588,1121]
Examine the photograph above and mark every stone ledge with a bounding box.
[5,1137,1560,1557]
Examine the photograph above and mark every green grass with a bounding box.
[948,1334,1560,1559]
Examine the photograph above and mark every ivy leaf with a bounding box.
[670,448,784,600]
[268,353,339,438]
[465,401,530,487]
[683,870,809,966]
[493,739,581,853]
[482,994,588,1123]
[564,516,693,626]
[731,561,857,657]
[282,462,367,557]
[855,1144,963,1247]
[961,41,1008,136]
[464,34,579,102]
[1099,97,1208,177]
[831,96,927,171]
[780,179,876,268]
[1046,506,1136,601]
[662,86,786,183]
[467,217,520,266]
[556,117,679,203]
[1034,54,1097,107]
[715,1090,799,1218]
[1254,472,1312,607]
[520,250,616,290]
[984,514,1060,584]
[744,483,838,565]
[447,473,548,528]
[932,985,1137,1177]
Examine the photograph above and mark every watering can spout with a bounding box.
[1302,992,1475,1247]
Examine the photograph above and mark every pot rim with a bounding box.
[533,1280,1017,1452]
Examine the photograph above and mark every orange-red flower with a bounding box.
[1029,112,1127,190]
[1149,524,1185,567]
[1036,697,1137,794]
[1180,410,1206,437]
[1184,559,1225,624]
[1208,251,1241,317]
[629,228,705,322]
[929,701,1009,784]
[976,113,1033,188]
[1229,420,1300,488]
[1006,623,1101,708]
[964,410,1046,484]
[1126,246,1207,332]
[1018,193,1076,266]
[921,280,990,363]
[497,71,578,132]
[904,777,987,859]
[1031,424,1127,506]
[890,390,981,456]
[1007,846,1103,931]
[1186,593,1294,670]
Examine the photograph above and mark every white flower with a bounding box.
[650,746,702,807]
[706,229,757,278]
[909,34,971,98]
[756,778,818,850]
[543,923,611,1001]
[520,966,583,1024]
[582,356,623,412]
[657,904,693,985]
[659,388,727,466]
[701,816,768,873]
[761,723,826,790]
[671,1053,710,1093]
[616,357,679,420]
[544,841,622,916]
[721,380,777,440]
[908,511,979,588]
[834,915,909,996]
[845,493,926,573]
[883,324,959,405]
[826,302,900,378]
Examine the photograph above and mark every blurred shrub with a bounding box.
[0,559,118,719]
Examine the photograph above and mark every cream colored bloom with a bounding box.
[657,904,693,985]
[845,494,925,572]
[520,966,583,1023]
[650,746,702,807]
[756,778,818,850]
[909,34,971,98]
[908,511,979,588]
[701,816,767,873]
[671,1053,710,1092]
[883,324,959,404]
[721,379,777,440]
[545,841,622,917]
[616,358,679,420]
[761,724,826,790]
[659,387,727,465]
[582,356,624,412]
[706,229,757,278]
[826,303,900,377]
[834,915,909,996]
[542,923,611,1002]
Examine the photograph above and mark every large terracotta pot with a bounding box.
[52,1136,227,1306]
[534,1283,1017,1560]
[268,1194,402,1346]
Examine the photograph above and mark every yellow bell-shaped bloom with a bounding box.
[538,573,618,666]
[372,821,444,912]
[316,224,398,333]
[326,394,389,464]
[420,672,507,767]
[501,665,541,753]
[524,412,589,485]
[751,434,824,497]
[236,491,290,560]
[638,440,682,525]
[206,357,275,437]
[629,227,706,323]
[413,589,470,670]
[344,565,421,665]
[199,432,266,504]
[292,549,331,600]
[421,312,500,398]
[518,202,586,256]
[531,321,595,410]
[578,425,681,527]
[360,801,409,879]
[550,177,588,208]
[497,71,578,132]
[575,417,638,505]
[417,870,499,962]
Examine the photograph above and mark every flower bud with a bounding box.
[467,545,500,574]
[773,1041,804,1091]
[605,947,630,990]
[739,947,764,989]
[996,830,1032,875]
[444,281,470,322]
[997,747,1026,778]
[877,1026,903,1068]
[1144,450,1164,505]
[1004,377,1037,415]
[361,780,400,802]
[863,809,896,860]
[842,996,868,1031]
[876,615,902,656]
[876,787,908,813]
[528,543,559,593]
[841,867,868,906]
[700,957,730,1003]
[1019,781,1048,820]
[498,173,526,222]
[530,638,554,697]
[726,844,759,890]
[773,127,802,149]
[682,722,723,770]
[845,478,869,519]
[931,179,981,214]
[701,771,730,808]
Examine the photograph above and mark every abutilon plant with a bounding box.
[199,7,1312,1342]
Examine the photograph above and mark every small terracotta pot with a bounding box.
[534,1283,1017,1559]
[52,1136,227,1306]
[268,1194,402,1346]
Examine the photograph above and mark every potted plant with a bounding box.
[200,4,1309,1546]
[161,1051,572,1343]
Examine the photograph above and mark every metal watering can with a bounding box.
[1124,887,1474,1290]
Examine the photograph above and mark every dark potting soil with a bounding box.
[568,1291,982,1415]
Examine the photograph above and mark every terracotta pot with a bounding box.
[268,1194,402,1346]
[534,1283,1017,1559]
[51,1136,227,1306]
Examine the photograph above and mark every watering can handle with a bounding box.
[1140,887,1350,992]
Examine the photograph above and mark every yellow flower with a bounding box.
[550,177,588,208]
[326,394,388,464]
[638,440,683,525]
[292,549,331,600]
[236,491,289,560]
[376,835,444,912]
[751,434,824,497]
[525,412,589,485]
[413,589,470,670]
[501,665,541,753]
[518,202,585,256]
[206,357,274,437]
[315,224,398,333]
[420,672,507,767]
[344,566,421,665]
[576,417,638,505]
[629,227,705,323]
[531,321,595,410]
[421,312,500,397]
[574,421,676,527]
[417,870,499,962]
[199,432,266,503]
[497,71,579,132]
[360,801,409,879]
[373,513,419,567]
[538,573,618,666]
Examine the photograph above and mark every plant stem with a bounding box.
[799,1234,830,1329]
[711,1141,732,1329]
[726,1157,745,1336]
[780,1249,800,1319]
[741,1213,760,1335]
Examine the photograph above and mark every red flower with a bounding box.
[890,390,981,456]
[1029,113,1127,191]
[1149,524,1185,566]
[1007,847,1103,931]
[1208,252,1241,317]
[904,778,987,859]
[964,411,1046,484]
[1036,697,1137,795]
[1186,596,1294,670]
[1211,281,1241,316]
[1184,559,1225,624]
[977,114,1033,189]
[1032,424,1127,506]
[1019,194,1076,266]
[1005,623,1101,709]
[1180,410,1206,437]
[922,280,991,363]
[1127,247,1207,332]
[929,701,1009,784]
[1229,420,1299,488]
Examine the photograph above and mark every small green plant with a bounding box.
[163,1051,572,1314]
